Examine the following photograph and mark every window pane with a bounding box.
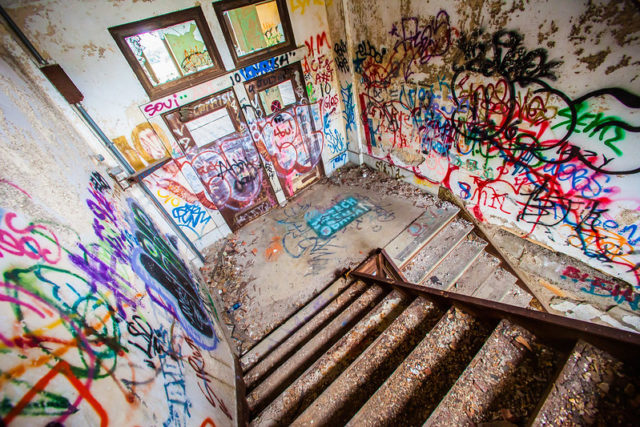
[259,80,296,114]
[125,20,214,86]
[224,0,285,57]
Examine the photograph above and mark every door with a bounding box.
[163,88,277,231]
[244,62,324,198]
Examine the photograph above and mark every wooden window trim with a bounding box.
[109,7,225,100]
[213,0,296,69]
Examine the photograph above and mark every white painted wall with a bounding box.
[0,21,237,426]
[1,0,350,251]
[341,0,640,290]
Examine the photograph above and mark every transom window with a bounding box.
[214,0,295,68]
[110,7,225,99]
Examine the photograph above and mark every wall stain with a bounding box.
[579,47,611,71]
[570,0,640,47]
[605,55,631,75]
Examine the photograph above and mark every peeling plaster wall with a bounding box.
[0,22,237,426]
[0,0,348,250]
[337,0,640,292]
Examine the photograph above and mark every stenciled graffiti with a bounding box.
[305,196,370,238]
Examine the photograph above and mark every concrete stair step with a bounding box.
[402,219,474,284]
[530,340,626,425]
[472,266,518,301]
[251,289,410,426]
[448,251,501,295]
[424,319,538,426]
[347,306,493,426]
[292,295,442,426]
[500,283,534,308]
[241,276,355,373]
[420,235,487,290]
[243,279,367,390]
[246,283,387,415]
[385,204,459,268]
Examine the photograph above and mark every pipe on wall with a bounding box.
[0,4,205,263]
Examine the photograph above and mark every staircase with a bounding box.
[238,205,640,426]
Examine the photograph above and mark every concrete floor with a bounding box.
[201,164,640,356]
[203,165,437,353]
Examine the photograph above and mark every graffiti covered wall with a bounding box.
[338,0,640,289]
[1,0,350,249]
[0,23,236,426]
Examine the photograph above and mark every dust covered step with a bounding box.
[252,289,411,426]
[402,219,474,284]
[472,266,518,301]
[246,283,387,415]
[420,234,487,290]
[448,251,501,296]
[530,340,639,425]
[348,306,492,426]
[425,319,539,426]
[243,279,365,388]
[384,204,459,268]
[241,276,354,372]
[292,295,442,426]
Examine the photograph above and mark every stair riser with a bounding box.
[293,296,442,426]
[241,277,353,372]
[244,280,367,389]
[252,289,410,426]
[246,284,387,415]
[348,307,493,426]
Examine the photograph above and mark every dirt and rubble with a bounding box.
[201,164,439,354]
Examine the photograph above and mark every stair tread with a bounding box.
[385,204,459,268]
[348,307,491,426]
[402,219,474,284]
[420,236,487,290]
[531,340,622,426]
[252,289,410,426]
[243,280,367,390]
[292,295,442,426]
[246,283,385,414]
[448,251,500,295]
[472,266,518,301]
[500,283,534,308]
[241,276,353,372]
[425,319,537,426]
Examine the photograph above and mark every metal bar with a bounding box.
[350,268,640,348]
[0,5,47,66]
[74,104,135,175]
[0,5,204,265]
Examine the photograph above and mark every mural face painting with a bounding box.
[353,7,640,288]
[0,175,232,426]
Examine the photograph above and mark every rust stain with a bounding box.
[539,279,566,298]
[570,0,640,47]
[605,54,631,75]
[82,42,107,59]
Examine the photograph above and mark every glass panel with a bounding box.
[186,108,237,147]
[224,0,285,57]
[125,20,214,86]
[259,80,296,114]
